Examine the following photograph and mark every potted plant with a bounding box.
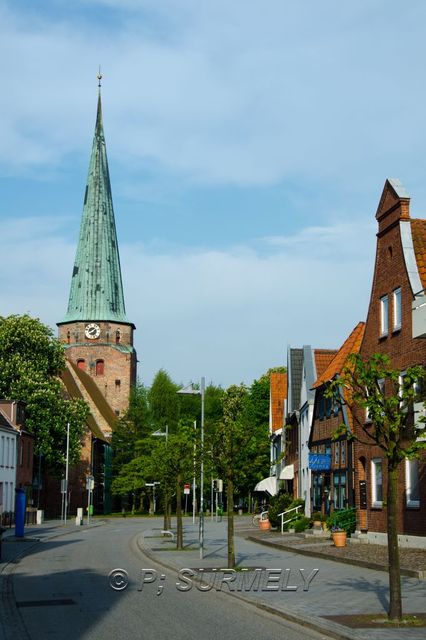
[331,525,347,547]
[259,512,270,531]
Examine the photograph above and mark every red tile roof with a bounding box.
[314,349,338,381]
[270,372,287,433]
[312,322,365,389]
[411,218,426,290]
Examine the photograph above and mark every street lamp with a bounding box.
[177,377,205,559]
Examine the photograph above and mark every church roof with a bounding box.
[61,361,117,442]
[60,88,130,325]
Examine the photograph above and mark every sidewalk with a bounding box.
[245,526,426,579]
[139,517,426,640]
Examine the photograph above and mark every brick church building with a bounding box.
[41,80,136,516]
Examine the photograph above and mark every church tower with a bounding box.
[58,79,136,417]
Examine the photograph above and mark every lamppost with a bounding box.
[177,377,205,559]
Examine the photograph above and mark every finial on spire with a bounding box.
[97,66,102,88]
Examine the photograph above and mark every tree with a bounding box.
[326,353,426,621]
[149,369,179,433]
[0,314,88,472]
[208,384,254,568]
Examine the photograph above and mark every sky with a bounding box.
[1,0,426,388]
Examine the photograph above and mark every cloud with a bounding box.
[1,1,426,189]
[0,214,375,386]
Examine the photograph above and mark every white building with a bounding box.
[0,414,18,516]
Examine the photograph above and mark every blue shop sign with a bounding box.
[308,453,331,471]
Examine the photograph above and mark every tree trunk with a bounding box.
[167,496,172,531]
[227,470,235,568]
[387,461,402,621]
[163,493,169,531]
[176,474,183,549]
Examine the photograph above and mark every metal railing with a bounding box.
[277,505,302,534]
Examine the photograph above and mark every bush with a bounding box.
[293,516,311,533]
[268,490,293,528]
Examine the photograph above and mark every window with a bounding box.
[77,359,86,370]
[371,458,383,507]
[0,482,3,509]
[95,360,105,376]
[325,396,332,418]
[380,295,389,336]
[333,472,347,510]
[405,459,420,508]
[393,288,402,331]
[319,396,325,420]
[115,330,121,344]
[340,441,346,466]
[334,441,340,465]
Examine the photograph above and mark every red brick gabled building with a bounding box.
[309,323,365,515]
[354,178,426,540]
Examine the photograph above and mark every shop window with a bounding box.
[371,458,383,507]
[96,360,105,376]
[405,459,420,508]
[380,295,389,337]
[77,359,86,371]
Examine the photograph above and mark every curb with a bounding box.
[136,531,356,640]
[245,535,425,580]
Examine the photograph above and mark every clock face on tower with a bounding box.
[85,323,101,340]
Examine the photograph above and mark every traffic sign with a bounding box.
[184,483,190,495]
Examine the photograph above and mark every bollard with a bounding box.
[15,488,26,538]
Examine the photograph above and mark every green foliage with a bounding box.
[311,511,327,522]
[294,516,311,533]
[0,314,88,472]
[267,490,293,528]
[149,369,179,433]
[326,353,426,466]
[326,508,356,535]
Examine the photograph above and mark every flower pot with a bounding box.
[332,531,347,547]
[259,518,270,531]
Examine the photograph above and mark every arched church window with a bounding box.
[67,331,71,344]
[77,359,86,371]
[96,360,105,376]
[115,330,121,344]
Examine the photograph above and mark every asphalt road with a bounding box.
[7,519,331,640]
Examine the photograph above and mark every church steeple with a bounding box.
[62,80,129,324]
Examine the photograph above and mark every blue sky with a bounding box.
[1,0,426,387]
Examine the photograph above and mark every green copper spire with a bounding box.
[62,83,129,324]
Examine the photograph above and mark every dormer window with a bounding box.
[380,295,388,337]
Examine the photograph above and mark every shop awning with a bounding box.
[254,476,277,496]
[279,464,294,480]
